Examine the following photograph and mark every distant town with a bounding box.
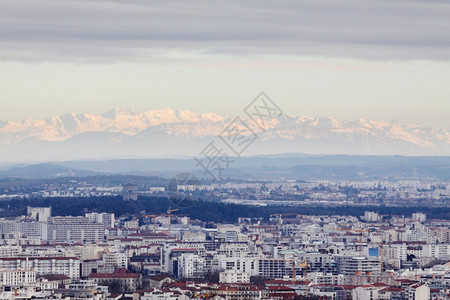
[1,178,449,207]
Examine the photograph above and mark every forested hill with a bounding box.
[1,196,449,222]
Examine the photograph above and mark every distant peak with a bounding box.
[102,107,138,119]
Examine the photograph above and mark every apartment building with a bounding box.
[0,257,80,279]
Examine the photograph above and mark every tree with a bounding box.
[100,279,124,294]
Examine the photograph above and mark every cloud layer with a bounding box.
[1,0,450,62]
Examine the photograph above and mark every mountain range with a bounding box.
[0,108,449,161]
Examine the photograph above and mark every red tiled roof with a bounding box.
[380,287,404,292]
[89,268,140,279]
[167,282,187,288]
[312,284,358,290]
[267,286,295,291]
[372,283,389,287]
[264,279,308,285]
[268,292,298,299]
[150,275,171,281]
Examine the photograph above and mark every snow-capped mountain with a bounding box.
[0,108,227,143]
[0,108,449,161]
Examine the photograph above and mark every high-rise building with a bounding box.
[85,212,115,228]
[47,216,105,241]
[27,207,51,222]
[123,183,138,201]
[412,213,427,223]
[0,257,80,279]
[0,220,48,240]
[336,256,381,276]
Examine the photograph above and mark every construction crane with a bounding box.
[259,255,309,294]
[371,241,389,272]
[288,254,309,296]
[337,226,371,257]
[292,259,309,283]
[167,207,179,232]
[298,260,309,297]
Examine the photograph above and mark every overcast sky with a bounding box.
[0,0,449,127]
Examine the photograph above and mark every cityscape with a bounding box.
[0,198,448,299]
[1,0,449,299]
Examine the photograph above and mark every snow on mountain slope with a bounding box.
[0,108,228,142]
[0,108,448,160]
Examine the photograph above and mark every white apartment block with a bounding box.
[85,212,115,228]
[0,246,21,258]
[336,256,381,275]
[217,256,259,276]
[422,244,450,258]
[0,220,48,240]
[178,254,205,278]
[352,286,379,300]
[0,269,36,286]
[47,216,105,241]
[100,252,128,273]
[76,245,104,261]
[219,269,250,283]
[27,207,51,222]
[0,257,80,279]
[412,213,426,223]
[406,284,430,300]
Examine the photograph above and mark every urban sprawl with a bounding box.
[0,183,449,300]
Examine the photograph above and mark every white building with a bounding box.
[85,212,115,228]
[27,207,51,222]
[0,257,80,279]
[0,220,48,240]
[100,252,128,273]
[364,211,380,222]
[178,254,205,278]
[406,284,430,300]
[219,269,250,283]
[217,256,259,277]
[0,269,36,286]
[352,286,379,300]
[124,219,139,229]
[422,244,450,259]
[412,213,427,223]
[47,216,105,241]
[0,246,22,258]
[336,256,381,275]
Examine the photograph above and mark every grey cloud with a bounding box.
[0,0,449,62]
